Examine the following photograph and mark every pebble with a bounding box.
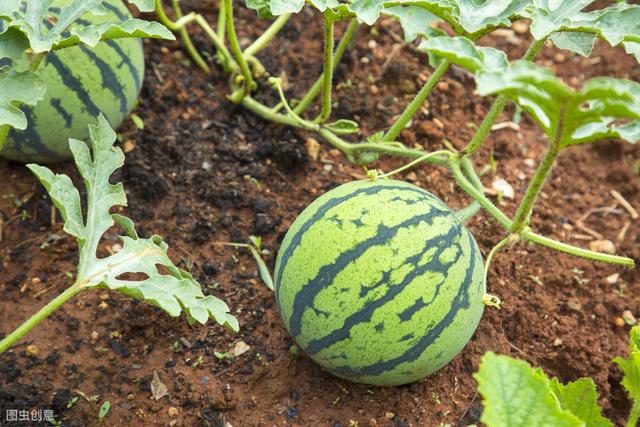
[26,345,39,357]
[553,338,563,346]
[622,310,637,325]
[385,412,395,420]
[231,341,250,357]
[370,85,379,95]
[367,39,378,49]
[588,239,616,254]
[614,317,626,328]
[491,177,515,199]
[512,21,529,34]
[605,273,620,284]
[305,138,320,161]
[168,407,179,418]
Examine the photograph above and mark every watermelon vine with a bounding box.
[152,0,639,270]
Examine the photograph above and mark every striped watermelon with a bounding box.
[274,179,485,386]
[0,0,144,163]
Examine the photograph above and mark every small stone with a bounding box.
[25,345,39,357]
[553,338,563,346]
[622,310,637,325]
[329,149,341,157]
[123,140,136,153]
[231,341,251,357]
[554,53,566,63]
[406,172,418,181]
[512,21,529,34]
[111,243,122,253]
[367,39,378,49]
[491,178,515,199]
[588,240,616,254]
[98,301,108,310]
[361,57,370,64]
[614,317,626,328]
[370,85,379,95]
[385,412,395,420]
[523,158,535,168]
[202,161,211,171]
[323,164,333,172]
[605,273,620,284]
[305,138,320,161]
[436,81,449,91]
[90,331,99,342]
[99,292,109,301]
[31,277,41,285]
[168,407,179,418]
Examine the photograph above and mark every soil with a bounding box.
[1,2,640,426]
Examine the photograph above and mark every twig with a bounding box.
[611,189,638,219]
[616,220,631,246]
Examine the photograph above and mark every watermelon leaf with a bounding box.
[419,36,509,73]
[614,325,640,426]
[126,0,155,12]
[474,60,640,147]
[0,70,46,131]
[384,5,444,43]
[26,115,238,331]
[549,378,614,427]
[58,18,175,48]
[475,353,585,427]
[524,1,640,58]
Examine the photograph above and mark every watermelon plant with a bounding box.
[0,115,238,355]
[148,0,639,384]
[0,0,174,163]
[474,324,640,427]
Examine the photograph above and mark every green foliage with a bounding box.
[0,0,173,148]
[28,115,238,330]
[476,326,640,427]
[419,36,509,73]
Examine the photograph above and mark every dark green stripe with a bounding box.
[287,208,449,338]
[79,45,128,114]
[330,232,480,378]
[304,224,462,355]
[275,184,441,296]
[7,107,59,158]
[50,98,72,128]
[101,1,128,21]
[46,54,101,116]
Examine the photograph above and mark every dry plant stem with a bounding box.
[0,284,85,354]
[293,20,359,115]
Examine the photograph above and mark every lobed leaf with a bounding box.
[615,325,640,404]
[549,378,614,427]
[384,5,444,43]
[126,0,154,12]
[549,31,596,57]
[419,36,509,73]
[0,70,46,130]
[27,115,238,331]
[475,353,583,427]
[524,0,594,40]
[60,18,174,48]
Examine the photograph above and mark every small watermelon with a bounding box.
[0,0,145,163]
[275,179,485,386]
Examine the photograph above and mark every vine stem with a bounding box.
[170,0,211,73]
[510,106,565,234]
[383,59,450,142]
[484,236,512,286]
[461,37,547,158]
[316,14,336,123]
[293,20,359,115]
[194,14,235,72]
[223,0,255,92]
[0,285,85,354]
[245,14,291,57]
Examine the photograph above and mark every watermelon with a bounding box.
[0,0,145,163]
[274,179,485,386]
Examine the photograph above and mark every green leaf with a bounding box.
[384,5,444,43]
[27,115,238,332]
[0,26,30,65]
[245,0,274,18]
[624,41,640,63]
[549,378,614,427]
[0,70,46,130]
[380,0,529,35]
[549,31,596,57]
[475,353,583,427]
[126,0,155,12]
[98,401,110,420]
[419,36,509,73]
[324,119,360,134]
[60,18,174,48]
[615,325,640,404]
[270,0,304,15]
[525,0,595,40]
[0,1,21,17]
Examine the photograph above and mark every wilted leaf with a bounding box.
[150,371,169,400]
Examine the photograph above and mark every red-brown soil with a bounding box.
[1,2,639,426]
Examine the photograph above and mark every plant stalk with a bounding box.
[316,14,336,123]
[170,0,211,73]
[461,38,547,158]
[194,14,235,72]
[383,59,450,142]
[245,14,291,57]
[0,285,85,354]
[293,20,359,115]
[223,0,255,93]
